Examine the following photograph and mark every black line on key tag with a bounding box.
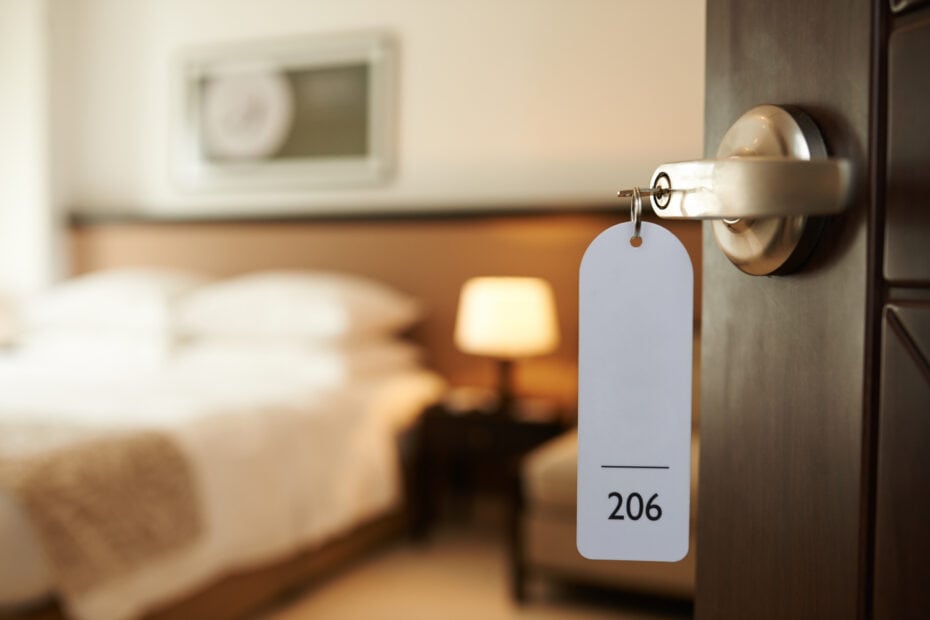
[600,465,670,470]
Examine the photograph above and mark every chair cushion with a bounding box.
[521,430,579,509]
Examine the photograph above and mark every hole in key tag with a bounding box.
[576,191,693,562]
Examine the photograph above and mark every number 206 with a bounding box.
[608,492,662,521]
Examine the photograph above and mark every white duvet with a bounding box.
[0,352,444,620]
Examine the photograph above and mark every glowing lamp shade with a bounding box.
[454,277,559,411]
[454,277,560,358]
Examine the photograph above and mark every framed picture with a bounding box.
[175,31,395,191]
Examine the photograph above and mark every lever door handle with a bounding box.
[621,105,855,275]
[649,157,854,220]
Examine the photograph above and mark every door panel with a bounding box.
[873,305,930,619]
[698,1,873,618]
[885,15,930,284]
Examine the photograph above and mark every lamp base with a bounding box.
[495,358,515,414]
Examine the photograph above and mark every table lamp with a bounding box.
[454,276,559,412]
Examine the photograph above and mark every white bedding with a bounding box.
[0,353,444,620]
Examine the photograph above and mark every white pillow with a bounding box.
[0,292,19,345]
[174,339,423,385]
[14,329,173,372]
[176,271,422,342]
[24,268,210,334]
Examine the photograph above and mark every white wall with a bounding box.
[0,0,65,296]
[62,0,706,217]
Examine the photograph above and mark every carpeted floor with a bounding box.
[257,520,691,620]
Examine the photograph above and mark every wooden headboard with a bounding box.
[70,213,701,409]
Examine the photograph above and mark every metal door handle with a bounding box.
[621,105,855,275]
[647,157,853,220]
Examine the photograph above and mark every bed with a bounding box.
[0,269,444,620]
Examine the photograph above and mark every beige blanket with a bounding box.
[0,427,202,595]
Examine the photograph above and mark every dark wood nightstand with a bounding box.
[410,398,567,537]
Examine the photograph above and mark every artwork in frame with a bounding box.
[175,31,395,192]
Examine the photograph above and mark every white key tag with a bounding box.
[577,189,693,562]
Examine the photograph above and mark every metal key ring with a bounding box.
[630,186,643,241]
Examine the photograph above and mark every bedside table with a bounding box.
[410,399,567,537]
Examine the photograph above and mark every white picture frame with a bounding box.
[175,31,395,192]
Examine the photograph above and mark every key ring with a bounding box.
[630,186,643,243]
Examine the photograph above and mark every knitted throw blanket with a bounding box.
[0,425,202,596]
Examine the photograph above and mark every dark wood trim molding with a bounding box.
[68,203,628,228]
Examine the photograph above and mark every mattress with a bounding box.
[0,354,444,620]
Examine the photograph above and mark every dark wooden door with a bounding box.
[698,1,930,618]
